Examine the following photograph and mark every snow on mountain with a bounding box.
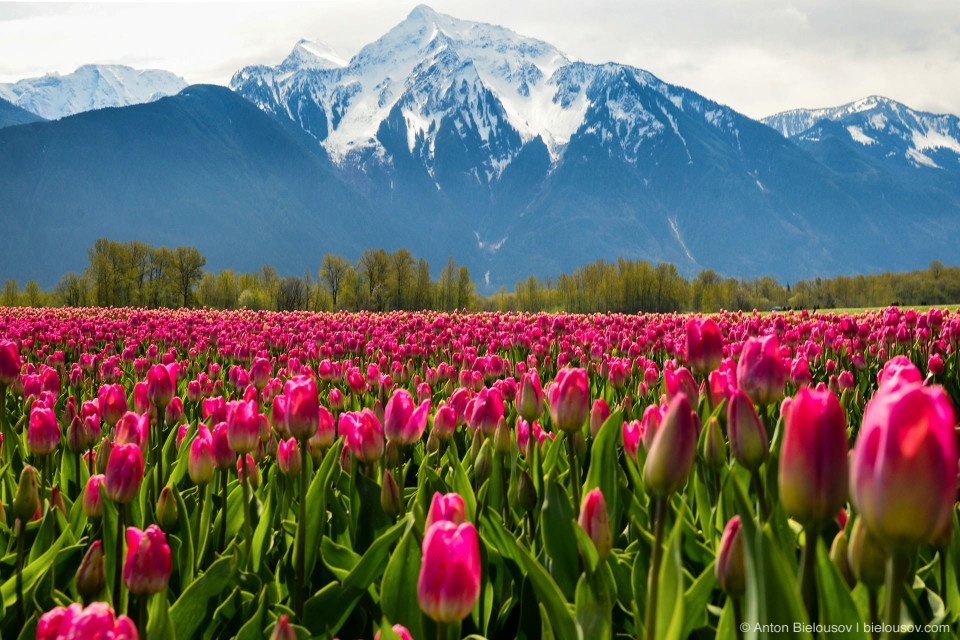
[0,64,187,120]
[763,96,960,170]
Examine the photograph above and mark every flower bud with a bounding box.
[283,375,320,441]
[474,439,493,486]
[425,492,467,530]
[516,369,545,422]
[188,429,215,485]
[227,399,261,455]
[146,364,176,410]
[493,418,512,454]
[644,394,697,497]
[418,521,482,623]
[13,465,40,523]
[83,474,105,519]
[589,398,611,439]
[716,516,746,596]
[779,387,848,526]
[76,540,106,601]
[49,487,66,516]
[829,530,856,589]
[276,437,302,477]
[578,488,612,561]
[27,405,61,456]
[685,317,724,375]
[270,614,297,640]
[847,517,887,590]
[123,524,172,596]
[698,415,727,469]
[156,486,179,533]
[0,339,21,387]
[380,468,402,518]
[727,389,768,471]
[237,454,259,489]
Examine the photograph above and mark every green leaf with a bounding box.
[235,588,270,640]
[169,553,239,640]
[682,561,716,638]
[322,536,361,581]
[303,441,340,580]
[342,518,406,592]
[146,592,176,640]
[482,512,581,640]
[541,475,579,600]
[250,484,273,574]
[731,482,813,640]
[582,409,622,531]
[172,484,195,587]
[653,511,685,640]
[815,538,870,639]
[444,445,477,521]
[1,523,71,610]
[380,523,425,640]
[574,567,613,640]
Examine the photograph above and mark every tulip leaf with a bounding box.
[172,484,195,587]
[235,587,270,640]
[303,581,365,636]
[652,511,685,640]
[380,522,424,640]
[355,471,392,552]
[574,567,613,640]
[482,512,582,640]
[322,536,361,581]
[582,409,622,533]
[146,591,175,640]
[1,523,71,611]
[541,475,579,600]
[444,444,477,521]
[342,518,406,592]
[250,484,273,574]
[170,553,239,640]
[731,481,813,640]
[814,537,869,639]
[303,440,340,580]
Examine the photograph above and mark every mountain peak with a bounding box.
[282,39,348,70]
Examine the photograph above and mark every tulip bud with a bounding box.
[644,394,697,497]
[425,492,467,530]
[381,469,402,518]
[847,517,887,589]
[518,469,537,512]
[13,465,40,523]
[727,389,768,471]
[123,525,172,595]
[188,430,215,485]
[37,602,137,639]
[589,398,611,439]
[578,488,612,561]
[698,416,727,469]
[779,387,848,526]
[103,443,144,504]
[156,486,179,533]
[146,364,176,410]
[0,339,21,387]
[227,399,261,455]
[83,474,105,519]
[548,368,589,433]
[494,418,512,454]
[375,624,415,640]
[237,454,259,490]
[716,516,746,596]
[49,487,66,516]
[76,540,106,601]
[276,437,302,477]
[829,530,856,589]
[418,521,482,623]
[283,376,320,441]
[474,439,493,485]
[27,405,61,456]
[685,317,724,375]
[516,369,545,422]
[270,614,297,640]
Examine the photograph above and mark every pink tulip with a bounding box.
[432,403,457,440]
[384,388,430,445]
[83,474,105,519]
[643,394,697,496]
[736,334,787,406]
[516,369,545,421]
[123,525,172,595]
[375,624,414,640]
[146,363,176,410]
[468,386,504,436]
[340,409,384,463]
[727,389,769,471]
[0,339,20,387]
[210,422,236,469]
[779,387,849,525]
[188,427,215,485]
[103,443,144,504]
[716,516,746,596]
[283,375,320,440]
[277,437,302,477]
[227,399,261,455]
[578,488,612,560]
[548,367,589,433]
[851,377,958,548]
[425,492,467,530]
[418,521,482,624]
[37,602,138,640]
[685,317,723,375]
[249,357,272,390]
[622,419,641,461]
[589,398,611,439]
[27,405,61,456]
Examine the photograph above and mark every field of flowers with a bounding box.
[0,306,958,640]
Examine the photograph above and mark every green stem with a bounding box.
[138,594,148,640]
[939,547,948,605]
[798,524,820,623]
[114,502,126,611]
[295,437,308,620]
[154,414,165,514]
[40,454,48,512]
[750,468,769,523]
[732,596,744,640]
[882,550,910,640]
[435,620,448,640]
[194,484,205,573]
[0,385,8,466]
[644,497,668,640]
[218,469,228,552]
[74,450,82,498]
[868,588,880,640]
[240,461,253,572]
[567,433,581,517]
[15,518,25,627]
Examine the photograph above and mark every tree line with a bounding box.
[3,239,960,313]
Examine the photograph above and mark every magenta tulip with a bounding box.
[425,492,467,530]
[123,524,172,595]
[716,516,746,596]
[685,317,724,375]
[548,367,589,433]
[736,334,787,406]
[516,369,545,421]
[384,388,430,445]
[418,520,482,624]
[146,364,176,410]
[283,375,320,440]
[0,339,20,387]
[37,602,138,640]
[578,488,612,560]
[227,399,261,455]
[103,443,144,504]
[27,405,61,456]
[644,394,697,496]
[727,389,769,471]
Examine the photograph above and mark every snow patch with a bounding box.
[847,125,876,145]
[668,217,696,264]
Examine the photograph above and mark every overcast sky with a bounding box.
[0,1,957,120]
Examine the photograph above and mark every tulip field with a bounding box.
[2,306,960,640]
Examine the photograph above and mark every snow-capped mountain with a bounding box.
[0,97,45,129]
[763,96,960,171]
[0,64,187,120]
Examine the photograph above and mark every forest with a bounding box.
[3,238,960,313]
